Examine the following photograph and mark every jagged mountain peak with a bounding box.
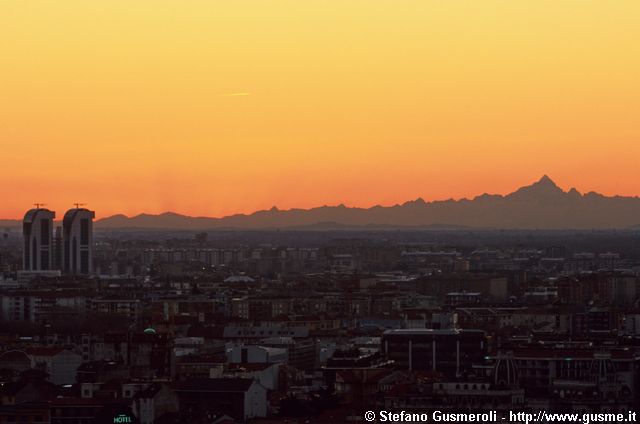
[531,174,562,191]
[537,174,556,185]
[508,175,564,198]
[568,187,582,197]
[403,197,427,206]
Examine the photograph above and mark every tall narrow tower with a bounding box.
[23,207,56,271]
[62,207,95,275]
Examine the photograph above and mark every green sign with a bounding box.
[113,414,133,424]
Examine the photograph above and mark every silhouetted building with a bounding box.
[22,208,55,271]
[62,208,95,275]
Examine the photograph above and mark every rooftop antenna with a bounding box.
[73,203,86,209]
[34,203,46,209]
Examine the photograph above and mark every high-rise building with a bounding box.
[62,208,95,275]
[22,208,56,271]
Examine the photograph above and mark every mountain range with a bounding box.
[3,176,640,230]
[95,176,640,230]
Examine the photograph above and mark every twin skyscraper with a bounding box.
[23,207,95,275]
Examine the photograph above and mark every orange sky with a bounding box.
[1,1,640,219]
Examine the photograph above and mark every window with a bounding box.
[80,218,90,245]
[40,219,50,245]
[81,251,89,274]
[41,251,49,270]
[32,238,38,269]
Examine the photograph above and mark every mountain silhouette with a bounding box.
[90,176,640,230]
[507,175,565,199]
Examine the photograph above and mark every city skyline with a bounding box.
[2,1,640,219]
[20,206,95,275]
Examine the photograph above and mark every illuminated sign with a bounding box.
[113,414,133,424]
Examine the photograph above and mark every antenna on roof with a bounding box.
[73,203,86,209]
[34,203,46,209]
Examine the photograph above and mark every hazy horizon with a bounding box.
[3,175,640,231]
[1,174,638,221]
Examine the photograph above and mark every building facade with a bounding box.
[62,208,95,275]
[22,208,55,271]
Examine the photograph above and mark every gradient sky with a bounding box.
[2,1,640,219]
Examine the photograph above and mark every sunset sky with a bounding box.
[1,1,640,219]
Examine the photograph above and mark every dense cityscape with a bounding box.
[0,207,639,422]
[4,0,640,422]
